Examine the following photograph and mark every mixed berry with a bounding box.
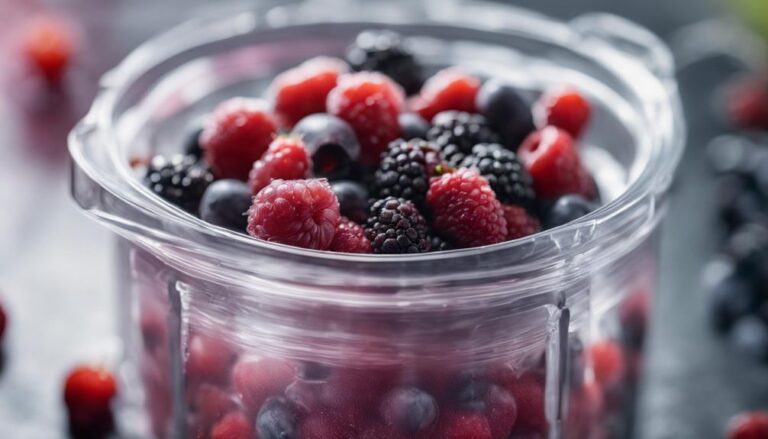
[140,30,600,255]
[704,135,768,363]
[63,364,118,437]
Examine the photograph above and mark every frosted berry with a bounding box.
[200,98,278,180]
[247,179,341,250]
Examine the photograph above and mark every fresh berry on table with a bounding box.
[141,29,602,254]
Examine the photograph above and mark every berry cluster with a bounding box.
[703,135,768,363]
[141,30,599,254]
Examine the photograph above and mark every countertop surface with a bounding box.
[1,0,766,438]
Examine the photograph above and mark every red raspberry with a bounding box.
[725,76,768,130]
[247,179,341,250]
[588,340,625,387]
[411,68,480,121]
[486,385,518,439]
[185,335,238,386]
[502,205,540,240]
[272,57,347,127]
[21,17,75,85]
[210,411,254,439]
[232,358,295,416]
[200,98,278,180]
[248,136,312,194]
[63,365,118,428]
[727,411,768,439]
[434,411,493,439]
[0,299,7,342]
[191,384,237,430]
[427,169,507,248]
[298,413,357,439]
[327,72,404,164]
[518,126,595,199]
[534,88,591,138]
[505,372,547,434]
[329,216,372,253]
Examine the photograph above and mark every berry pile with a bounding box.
[704,135,768,363]
[141,30,599,254]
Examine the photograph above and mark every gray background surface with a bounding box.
[1,0,766,438]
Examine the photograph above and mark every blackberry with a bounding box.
[372,139,433,208]
[365,197,431,254]
[427,111,499,166]
[144,154,214,214]
[461,143,535,206]
[346,30,424,95]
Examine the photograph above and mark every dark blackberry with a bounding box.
[372,139,433,208]
[365,197,431,254]
[346,30,424,95]
[430,234,453,252]
[144,154,214,214]
[461,143,535,206]
[427,111,499,166]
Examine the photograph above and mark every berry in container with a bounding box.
[69,1,684,438]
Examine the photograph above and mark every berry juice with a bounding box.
[70,2,684,438]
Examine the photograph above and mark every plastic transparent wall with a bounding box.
[69,1,683,438]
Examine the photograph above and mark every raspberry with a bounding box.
[725,76,768,130]
[461,144,535,206]
[247,179,341,250]
[502,205,540,240]
[365,197,431,254]
[248,136,312,194]
[412,68,480,121]
[232,358,295,416]
[298,413,357,439]
[427,169,507,248]
[534,88,591,139]
[185,335,238,385]
[346,30,424,95]
[373,138,432,208]
[518,126,595,199]
[63,365,118,429]
[327,72,405,164]
[330,217,372,253]
[727,411,768,439]
[434,411,493,439]
[200,98,278,180]
[21,17,75,85]
[588,340,625,386]
[485,385,518,439]
[144,154,214,213]
[210,411,254,439]
[505,372,546,434]
[427,111,499,166]
[191,384,237,430]
[272,56,347,127]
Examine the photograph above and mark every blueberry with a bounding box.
[399,113,431,140]
[715,175,766,231]
[730,316,768,362]
[453,376,489,411]
[544,195,598,228]
[727,224,768,283]
[476,79,535,149]
[256,397,297,439]
[293,114,360,180]
[330,180,369,224]
[199,180,252,232]
[380,387,438,434]
[708,275,756,332]
[184,126,204,160]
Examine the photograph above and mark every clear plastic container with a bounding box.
[68,1,685,438]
